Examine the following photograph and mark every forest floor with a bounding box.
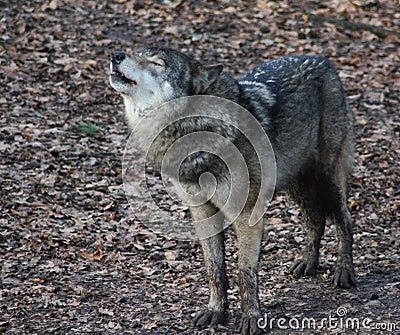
[1,1,399,334]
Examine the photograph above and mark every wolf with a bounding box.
[109,47,355,335]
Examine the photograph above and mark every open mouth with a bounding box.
[111,66,137,86]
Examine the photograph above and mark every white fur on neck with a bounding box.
[122,81,174,130]
[122,95,145,130]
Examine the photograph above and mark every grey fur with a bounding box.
[109,48,355,335]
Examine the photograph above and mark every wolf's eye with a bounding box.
[148,58,165,68]
[151,61,164,67]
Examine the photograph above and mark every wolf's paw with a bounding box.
[332,265,356,288]
[288,259,317,278]
[238,316,265,335]
[193,309,226,330]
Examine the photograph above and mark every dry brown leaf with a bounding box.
[165,250,176,261]
[81,249,103,261]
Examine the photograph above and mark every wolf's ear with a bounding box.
[193,64,223,94]
[204,64,223,84]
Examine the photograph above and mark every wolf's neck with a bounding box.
[122,95,147,129]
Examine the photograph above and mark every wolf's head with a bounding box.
[109,48,228,108]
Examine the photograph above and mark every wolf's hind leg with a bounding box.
[288,170,356,288]
[331,201,355,288]
[191,203,228,330]
[328,169,356,288]
[288,175,326,278]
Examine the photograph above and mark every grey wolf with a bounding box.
[109,47,355,335]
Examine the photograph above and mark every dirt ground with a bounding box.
[1,1,399,334]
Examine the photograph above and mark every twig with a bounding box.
[306,13,400,39]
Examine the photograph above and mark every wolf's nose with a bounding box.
[112,51,126,64]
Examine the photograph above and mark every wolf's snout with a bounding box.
[112,51,126,64]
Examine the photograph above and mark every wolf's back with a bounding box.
[238,56,353,189]
[239,56,335,102]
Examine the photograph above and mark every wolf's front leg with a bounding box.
[234,217,264,335]
[191,204,228,330]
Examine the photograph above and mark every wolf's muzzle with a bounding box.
[110,51,137,86]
